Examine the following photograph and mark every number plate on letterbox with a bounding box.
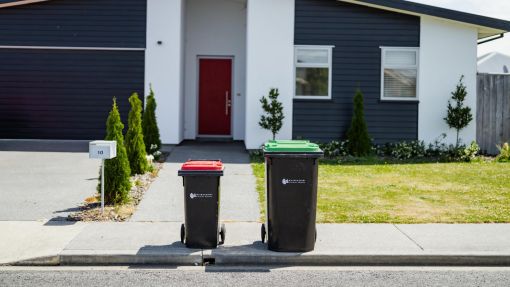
[89,141,117,159]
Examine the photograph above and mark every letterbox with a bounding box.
[89,141,117,160]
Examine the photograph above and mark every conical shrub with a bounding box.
[142,86,162,154]
[102,98,131,205]
[347,89,372,156]
[125,92,150,175]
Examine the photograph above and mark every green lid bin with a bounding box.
[263,140,322,154]
[261,140,323,252]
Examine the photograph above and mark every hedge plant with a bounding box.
[102,98,131,205]
[125,93,150,175]
[142,86,162,155]
[347,89,371,156]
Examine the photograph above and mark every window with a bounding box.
[381,47,419,101]
[294,45,333,99]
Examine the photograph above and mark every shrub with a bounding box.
[444,76,473,147]
[142,86,162,156]
[497,143,510,162]
[461,141,480,162]
[125,93,150,175]
[319,140,349,158]
[425,134,449,158]
[347,89,371,156]
[381,141,426,160]
[101,98,131,205]
[259,88,285,140]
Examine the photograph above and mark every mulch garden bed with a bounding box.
[68,153,169,222]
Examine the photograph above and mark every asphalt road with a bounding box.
[1,266,510,287]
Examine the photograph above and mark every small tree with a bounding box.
[347,89,371,156]
[125,92,150,175]
[142,85,162,154]
[444,76,473,147]
[259,88,285,140]
[102,98,131,205]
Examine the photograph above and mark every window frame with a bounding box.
[294,45,334,100]
[380,46,420,102]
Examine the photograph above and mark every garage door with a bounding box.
[0,48,144,140]
[0,0,147,140]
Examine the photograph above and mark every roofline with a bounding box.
[0,0,49,8]
[339,0,510,36]
[2,0,510,36]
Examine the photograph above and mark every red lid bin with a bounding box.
[178,160,224,176]
[177,159,225,249]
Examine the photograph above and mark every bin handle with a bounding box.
[186,159,222,162]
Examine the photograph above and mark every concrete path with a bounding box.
[131,142,260,222]
[0,221,86,265]
[0,142,100,221]
[4,222,510,266]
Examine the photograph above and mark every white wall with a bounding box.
[418,16,478,145]
[145,0,185,144]
[245,0,295,149]
[183,0,247,140]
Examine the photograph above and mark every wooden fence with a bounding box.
[477,73,510,155]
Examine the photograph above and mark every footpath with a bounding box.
[2,221,510,266]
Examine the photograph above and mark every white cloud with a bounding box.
[411,0,510,56]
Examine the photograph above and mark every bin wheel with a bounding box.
[180,224,185,244]
[261,224,267,243]
[219,224,226,245]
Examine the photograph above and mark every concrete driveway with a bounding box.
[131,141,260,222]
[0,141,100,221]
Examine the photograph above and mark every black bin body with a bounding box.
[178,161,223,249]
[265,153,322,252]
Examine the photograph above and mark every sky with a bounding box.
[411,0,510,57]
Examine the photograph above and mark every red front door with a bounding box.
[198,58,232,136]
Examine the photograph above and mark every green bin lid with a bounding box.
[263,140,322,153]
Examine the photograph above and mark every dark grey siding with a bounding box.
[0,49,145,140]
[0,0,146,48]
[293,0,420,144]
[0,0,146,140]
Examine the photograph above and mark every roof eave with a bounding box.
[338,0,510,39]
[0,0,50,9]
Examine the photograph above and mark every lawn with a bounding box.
[251,158,510,223]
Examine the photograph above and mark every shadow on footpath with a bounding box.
[165,141,250,164]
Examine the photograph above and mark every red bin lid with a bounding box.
[180,160,224,171]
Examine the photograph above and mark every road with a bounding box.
[1,266,510,286]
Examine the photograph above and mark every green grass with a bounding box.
[251,157,510,223]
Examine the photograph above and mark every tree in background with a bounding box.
[125,93,150,175]
[259,88,285,140]
[444,76,473,147]
[347,89,371,156]
[142,85,162,155]
[102,98,131,204]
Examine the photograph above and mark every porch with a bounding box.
[145,0,295,149]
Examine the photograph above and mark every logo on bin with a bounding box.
[281,178,306,185]
[190,193,213,199]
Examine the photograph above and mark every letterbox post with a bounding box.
[101,159,105,213]
[89,141,117,214]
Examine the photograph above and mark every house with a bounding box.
[478,52,510,74]
[0,0,509,149]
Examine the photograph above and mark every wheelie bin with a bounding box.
[178,160,226,249]
[261,140,323,252]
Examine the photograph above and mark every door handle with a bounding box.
[225,91,231,116]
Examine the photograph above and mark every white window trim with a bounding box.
[380,46,420,102]
[294,45,334,100]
